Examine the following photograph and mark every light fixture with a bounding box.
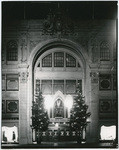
[55,123,59,128]
[65,95,73,109]
[44,95,53,110]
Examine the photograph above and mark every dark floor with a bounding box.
[1,141,118,149]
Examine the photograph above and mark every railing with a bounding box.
[33,129,85,142]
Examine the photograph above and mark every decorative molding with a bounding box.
[99,74,111,90]
[90,72,99,83]
[6,100,19,113]
[42,8,74,36]
[99,99,112,113]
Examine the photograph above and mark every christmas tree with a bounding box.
[31,91,49,143]
[70,83,91,143]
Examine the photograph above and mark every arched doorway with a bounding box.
[28,39,90,143]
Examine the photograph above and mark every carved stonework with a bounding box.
[30,40,40,50]
[19,32,28,63]
[20,72,29,83]
[20,39,27,62]
[90,72,99,83]
[42,8,74,36]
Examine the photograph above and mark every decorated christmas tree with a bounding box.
[31,91,49,143]
[70,83,91,143]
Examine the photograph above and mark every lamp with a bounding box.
[65,95,73,109]
[44,95,53,110]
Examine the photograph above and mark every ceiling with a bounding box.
[2,1,117,21]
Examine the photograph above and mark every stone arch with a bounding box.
[27,38,91,143]
[28,38,90,104]
[28,38,89,70]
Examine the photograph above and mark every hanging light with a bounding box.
[55,123,59,128]
[65,95,73,109]
[44,95,53,110]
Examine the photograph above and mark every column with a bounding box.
[87,71,99,143]
[19,71,29,144]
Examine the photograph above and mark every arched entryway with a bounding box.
[27,39,91,143]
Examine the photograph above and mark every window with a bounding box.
[7,40,18,61]
[39,52,80,68]
[100,42,110,61]
[54,52,64,67]
[66,80,76,94]
[53,80,64,94]
[66,53,76,67]
[36,79,82,95]
[41,80,52,94]
[42,54,52,67]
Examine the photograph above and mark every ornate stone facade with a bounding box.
[2,17,117,145]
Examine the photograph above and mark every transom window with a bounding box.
[42,54,52,67]
[54,52,64,67]
[37,52,80,68]
[66,53,76,67]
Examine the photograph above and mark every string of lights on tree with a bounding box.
[31,91,49,132]
[70,82,91,142]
